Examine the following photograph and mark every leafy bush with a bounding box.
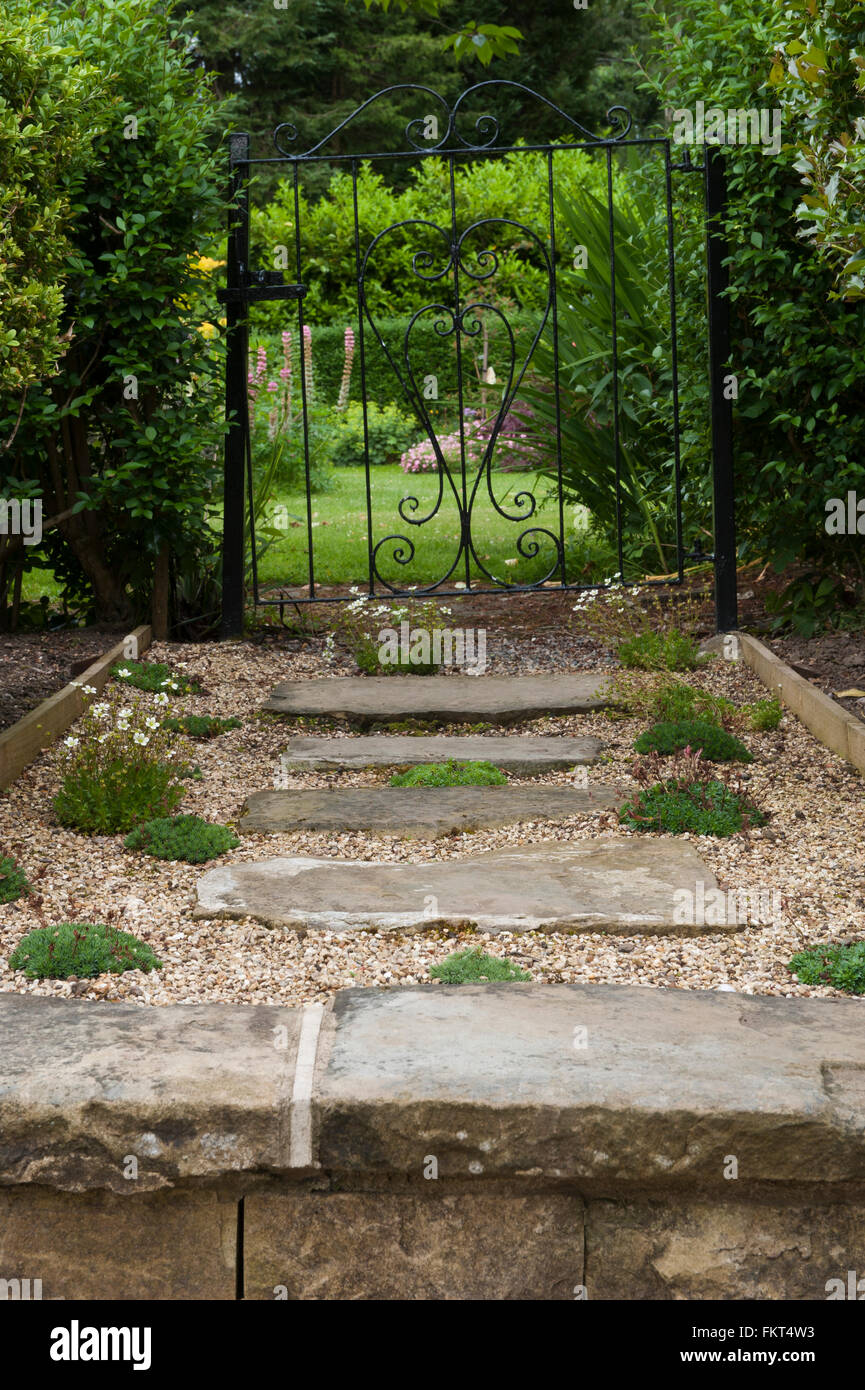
[111,661,201,695]
[1,0,230,626]
[638,0,865,629]
[746,698,784,731]
[429,947,531,984]
[328,593,455,676]
[329,401,419,468]
[0,855,29,904]
[162,715,241,739]
[9,921,162,979]
[124,813,238,863]
[617,628,705,672]
[390,760,507,787]
[789,941,865,994]
[53,687,188,833]
[634,719,753,762]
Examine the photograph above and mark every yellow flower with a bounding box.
[197,321,217,338]
[191,255,225,273]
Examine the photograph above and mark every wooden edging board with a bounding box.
[737,630,865,777]
[0,624,152,791]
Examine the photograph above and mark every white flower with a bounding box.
[154,693,169,706]
[97,733,109,744]
[116,667,131,677]
[145,717,160,730]
[132,732,150,746]
[91,702,109,717]
[82,684,97,696]
[63,736,79,748]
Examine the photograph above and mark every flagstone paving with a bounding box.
[195,839,722,936]
[277,734,604,775]
[240,784,623,838]
[263,674,608,725]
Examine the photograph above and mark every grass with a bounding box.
[390,759,508,787]
[252,467,605,589]
[429,947,531,984]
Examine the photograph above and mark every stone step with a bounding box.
[278,734,604,776]
[263,674,608,726]
[240,785,623,838]
[195,838,723,936]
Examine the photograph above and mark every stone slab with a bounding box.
[278,733,604,774]
[264,674,608,724]
[317,983,865,1182]
[0,1188,236,1300]
[0,995,299,1192]
[195,837,720,935]
[240,784,623,837]
[243,1190,583,1300]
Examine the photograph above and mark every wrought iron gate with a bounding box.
[219,82,735,636]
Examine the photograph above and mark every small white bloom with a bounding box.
[145,717,160,730]
[116,667,131,677]
[132,732,150,746]
[82,684,97,696]
[63,736,79,748]
[154,693,169,706]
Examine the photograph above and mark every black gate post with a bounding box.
[220,132,250,640]
[705,145,737,633]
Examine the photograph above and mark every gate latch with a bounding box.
[217,268,307,305]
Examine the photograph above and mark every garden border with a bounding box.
[737,631,865,778]
[0,624,151,792]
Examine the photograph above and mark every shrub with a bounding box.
[390,760,507,787]
[429,947,531,984]
[162,715,241,739]
[617,628,705,672]
[329,401,418,468]
[124,813,238,863]
[789,941,865,995]
[634,719,753,762]
[328,593,455,676]
[619,747,766,836]
[0,855,29,904]
[8,921,162,979]
[111,661,201,695]
[53,687,188,833]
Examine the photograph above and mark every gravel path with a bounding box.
[1,630,863,1008]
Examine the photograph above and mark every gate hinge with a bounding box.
[217,268,307,304]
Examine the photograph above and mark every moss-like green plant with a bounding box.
[617,628,706,672]
[789,942,865,995]
[634,719,753,763]
[111,660,201,695]
[0,855,30,904]
[745,697,783,731]
[8,921,162,979]
[389,759,507,787]
[618,780,766,837]
[430,947,531,984]
[124,813,238,863]
[163,715,241,739]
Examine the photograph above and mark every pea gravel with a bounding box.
[0,631,863,1009]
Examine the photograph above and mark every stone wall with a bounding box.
[1,984,863,1299]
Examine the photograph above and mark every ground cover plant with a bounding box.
[162,715,241,739]
[111,661,201,695]
[618,748,767,837]
[789,941,865,995]
[326,593,454,676]
[390,760,508,788]
[634,719,753,763]
[429,947,531,984]
[8,921,162,979]
[0,855,29,904]
[124,813,238,864]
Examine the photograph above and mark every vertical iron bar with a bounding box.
[449,154,471,590]
[663,140,684,582]
[220,131,250,640]
[705,145,737,632]
[351,158,376,596]
[292,162,316,599]
[546,149,566,586]
[605,146,624,585]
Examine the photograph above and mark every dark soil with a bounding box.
[0,627,127,734]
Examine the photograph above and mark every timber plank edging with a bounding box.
[0,624,152,791]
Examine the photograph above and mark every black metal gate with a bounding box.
[219,82,735,636]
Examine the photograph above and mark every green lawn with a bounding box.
[255,465,602,590]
